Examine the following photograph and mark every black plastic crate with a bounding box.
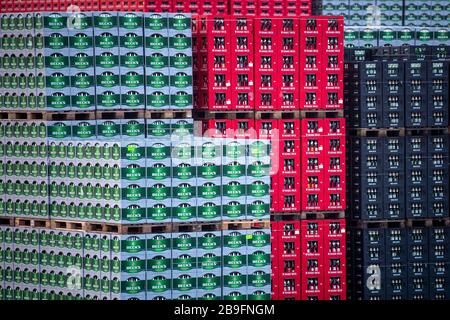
[361,109,383,129]
[383,136,405,168]
[382,61,405,81]
[431,45,450,61]
[407,272,430,300]
[360,61,383,81]
[406,61,428,81]
[428,135,449,154]
[410,45,432,61]
[362,264,386,300]
[406,167,427,186]
[406,199,428,220]
[429,274,450,300]
[363,228,385,247]
[386,273,408,300]
[385,237,407,263]
[361,189,384,220]
[407,228,429,262]
[383,194,406,220]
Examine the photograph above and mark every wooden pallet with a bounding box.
[299,211,346,220]
[146,109,192,119]
[271,211,346,220]
[353,219,407,229]
[406,218,450,228]
[48,219,149,234]
[221,220,271,230]
[350,128,405,137]
[96,109,145,120]
[15,217,51,229]
[299,109,344,119]
[171,221,204,233]
[0,216,15,227]
[270,212,304,221]
[255,110,300,120]
[0,109,193,122]
[2,216,272,233]
[405,127,449,136]
[0,111,96,121]
[194,110,254,120]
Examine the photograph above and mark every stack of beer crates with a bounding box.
[192,15,346,300]
[345,45,450,300]
[0,11,273,301]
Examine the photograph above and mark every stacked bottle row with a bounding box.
[0,11,193,111]
[170,0,312,16]
[0,120,271,223]
[192,15,344,111]
[348,223,450,300]
[348,134,449,221]
[0,0,312,17]
[200,117,346,213]
[344,27,449,48]
[0,225,271,300]
[0,120,48,221]
[271,219,346,300]
[345,49,449,129]
[322,0,449,27]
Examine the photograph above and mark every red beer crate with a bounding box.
[323,219,346,256]
[202,119,234,138]
[302,170,323,195]
[299,86,321,110]
[278,220,301,239]
[301,118,323,137]
[278,173,300,199]
[324,273,346,300]
[323,118,346,137]
[271,220,282,242]
[254,16,278,110]
[301,189,325,211]
[234,118,256,138]
[323,191,346,211]
[324,151,344,174]
[324,135,345,158]
[271,221,281,300]
[67,0,99,11]
[301,272,324,300]
[279,275,301,299]
[321,16,344,48]
[278,70,299,110]
[232,83,254,110]
[323,219,346,240]
[204,16,232,110]
[299,17,322,110]
[279,119,301,139]
[301,220,324,300]
[280,155,300,175]
[301,219,323,240]
[302,134,325,158]
[279,192,301,212]
[322,85,343,110]
[254,73,277,110]
[321,17,344,110]
[280,138,301,157]
[324,172,346,207]
[270,176,279,213]
[323,228,347,302]
[145,0,171,12]
[231,17,255,111]
[255,119,279,140]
